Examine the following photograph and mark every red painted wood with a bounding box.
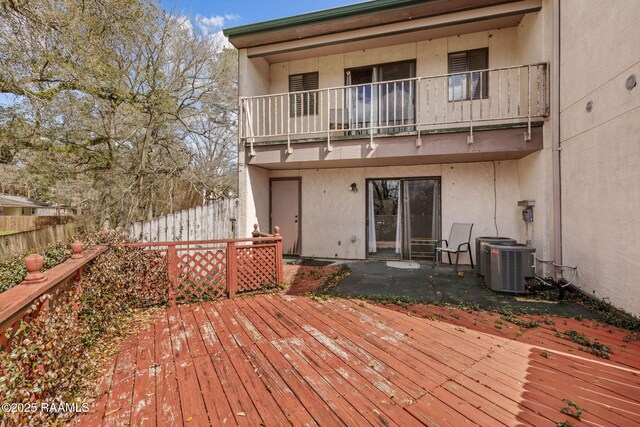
[130,323,157,427]
[177,305,209,358]
[175,359,210,426]
[192,354,235,426]
[226,242,237,299]
[75,295,640,427]
[166,246,177,307]
[102,335,138,427]
[154,311,183,426]
[262,296,418,426]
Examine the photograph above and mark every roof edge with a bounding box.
[222,0,444,38]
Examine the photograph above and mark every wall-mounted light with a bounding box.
[349,183,358,192]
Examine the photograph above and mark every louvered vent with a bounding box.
[485,243,535,293]
[289,72,318,117]
[499,250,524,293]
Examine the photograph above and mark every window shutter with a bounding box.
[448,49,488,100]
[289,72,318,116]
[467,49,488,99]
[467,49,488,71]
[448,52,468,74]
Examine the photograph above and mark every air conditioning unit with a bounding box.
[484,243,536,293]
[475,237,516,276]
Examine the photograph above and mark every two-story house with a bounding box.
[225,0,640,315]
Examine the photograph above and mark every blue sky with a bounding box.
[162,0,359,31]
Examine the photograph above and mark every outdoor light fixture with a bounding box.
[349,183,358,192]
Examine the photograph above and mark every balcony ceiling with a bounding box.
[261,14,525,63]
[227,0,541,62]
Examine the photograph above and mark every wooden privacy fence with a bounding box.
[0,215,75,233]
[127,234,283,305]
[125,198,238,243]
[0,223,76,259]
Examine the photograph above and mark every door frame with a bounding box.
[365,176,441,260]
[269,177,302,256]
[344,60,417,134]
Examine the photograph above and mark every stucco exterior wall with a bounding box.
[268,29,525,92]
[242,165,270,237]
[268,161,524,262]
[238,50,270,236]
[515,0,554,276]
[559,0,640,315]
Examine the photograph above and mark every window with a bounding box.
[344,60,416,134]
[448,48,488,101]
[289,72,318,116]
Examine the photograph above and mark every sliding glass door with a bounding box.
[346,60,415,135]
[367,178,440,260]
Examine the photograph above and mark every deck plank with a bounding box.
[130,323,157,427]
[77,294,640,427]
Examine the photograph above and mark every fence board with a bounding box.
[0,223,77,259]
[126,199,238,243]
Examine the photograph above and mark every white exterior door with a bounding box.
[270,179,301,255]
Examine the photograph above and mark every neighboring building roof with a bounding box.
[223,0,525,49]
[0,194,51,208]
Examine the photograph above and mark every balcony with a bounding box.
[240,63,549,167]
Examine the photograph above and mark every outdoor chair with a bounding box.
[433,223,474,272]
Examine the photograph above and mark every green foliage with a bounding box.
[309,264,351,296]
[557,329,611,359]
[0,234,167,425]
[500,313,539,329]
[0,291,90,426]
[0,243,72,293]
[560,399,584,420]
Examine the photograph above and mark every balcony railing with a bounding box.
[240,63,549,154]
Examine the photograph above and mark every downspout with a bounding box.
[552,0,562,277]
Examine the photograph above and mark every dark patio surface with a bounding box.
[329,260,599,318]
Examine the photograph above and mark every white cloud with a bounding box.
[175,15,194,34]
[169,13,237,50]
[195,13,240,36]
[224,13,241,22]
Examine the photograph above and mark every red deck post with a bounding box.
[226,242,237,299]
[166,245,178,307]
[274,226,283,285]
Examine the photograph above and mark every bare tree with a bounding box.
[0,0,238,227]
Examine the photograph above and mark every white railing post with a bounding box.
[368,82,376,150]
[326,88,332,152]
[237,64,548,149]
[415,78,422,147]
[286,94,292,154]
[243,99,256,157]
[526,64,532,141]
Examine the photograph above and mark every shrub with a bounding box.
[0,232,167,425]
[0,243,73,293]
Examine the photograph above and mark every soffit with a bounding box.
[228,0,525,48]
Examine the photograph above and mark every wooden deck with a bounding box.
[78,294,640,426]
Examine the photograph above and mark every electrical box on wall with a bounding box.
[518,200,535,223]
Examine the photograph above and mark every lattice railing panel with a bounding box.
[176,249,227,302]
[133,250,169,307]
[236,245,277,292]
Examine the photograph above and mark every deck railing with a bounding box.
[0,245,107,351]
[240,63,549,153]
[127,233,284,305]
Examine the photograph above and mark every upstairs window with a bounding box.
[289,72,318,116]
[448,48,488,101]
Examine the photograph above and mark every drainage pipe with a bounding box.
[552,0,562,278]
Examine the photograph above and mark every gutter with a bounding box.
[222,0,441,38]
[552,0,562,275]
